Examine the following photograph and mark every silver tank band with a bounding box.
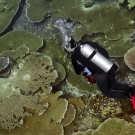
[80,44,113,73]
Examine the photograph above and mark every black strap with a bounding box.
[88,49,97,60]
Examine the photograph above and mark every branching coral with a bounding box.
[124,47,135,71]
[88,93,123,119]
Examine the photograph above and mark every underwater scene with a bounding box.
[1,0,135,135]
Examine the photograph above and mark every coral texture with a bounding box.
[26,1,133,38]
[0,30,43,53]
[0,56,9,72]
[92,118,135,135]
[0,0,21,33]
[0,94,48,131]
[0,92,72,135]
[52,60,66,86]
[0,52,58,97]
[118,0,135,9]
[0,46,29,61]
[89,94,123,119]
[13,3,54,38]
[124,47,135,71]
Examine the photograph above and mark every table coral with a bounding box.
[60,104,76,126]
[25,1,134,40]
[52,60,66,86]
[0,46,29,61]
[0,30,43,53]
[0,93,48,131]
[13,3,54,39]
[0,51,58,100]
[11,52,57,95]
[0,93,66,135]
[0,0,21,33]
[38,91,69,123]
[92,118,135,135]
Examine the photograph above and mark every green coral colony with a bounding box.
[1,0,135,135]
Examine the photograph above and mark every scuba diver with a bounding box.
[68,38,135,98]
[54,18,135,99]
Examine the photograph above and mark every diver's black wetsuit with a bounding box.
[71,41,130,98]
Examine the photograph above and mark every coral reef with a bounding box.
[0,30,43,53]
[88,93,123,119]
[0,94,48,131]
[124,72,135,86]
[42,39,99,93]
[0,46,29,77]
[0,92,76,135]
[1,0,135,134]
[13,3,54,38]
[85,28,135,57]
[0,46,29,61]
[26,0,51,22]
[92,118,135,135]
[0,56,10,72]
[118,0,135,9]
[0,51,58,97]
[24,1,135,40]
[130,29,135,41]
[124,47,135,71]
[0,0,21,33]
[72,118,135,135]
[71,129,93,135]
[52,60,66,86]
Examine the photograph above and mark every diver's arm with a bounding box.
[71,59,83,75]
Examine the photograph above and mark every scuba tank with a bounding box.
[80,44,118,74]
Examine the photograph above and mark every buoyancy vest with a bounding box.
[73,41,118,74]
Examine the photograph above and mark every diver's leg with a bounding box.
[108,74,130,92]
[93,73,126,98]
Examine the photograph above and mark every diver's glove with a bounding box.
[88,76,96,84]
[82,67,96,84]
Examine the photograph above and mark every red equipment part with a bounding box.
[132,95,135,110]
[84,74,96,84]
